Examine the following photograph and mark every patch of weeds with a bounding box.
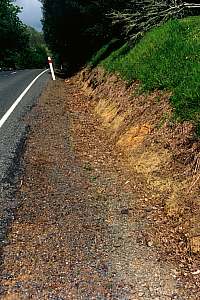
[167,115,178,129]
[90,175,98,182]
[156,112,170,129]
[83,162,93,172]
[87,39,123,69]
[155,95,161,103]
[132,85,144,97]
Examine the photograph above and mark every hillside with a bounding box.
[90,16,200,132]
[1,15,200,299]
[78,15,200,295]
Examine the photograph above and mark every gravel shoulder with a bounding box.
[0,71,49,295]
[0,77,198,299]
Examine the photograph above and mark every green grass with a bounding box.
[100,17,200,130]
[88,39,123,68]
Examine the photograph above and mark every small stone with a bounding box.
[147,240,153,247]
[121,208,129,215]
[191,269,200,275]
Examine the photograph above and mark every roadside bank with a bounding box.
[0,75,199,299]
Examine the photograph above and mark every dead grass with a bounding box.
[80,66,200,262]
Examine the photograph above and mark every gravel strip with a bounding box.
[0,78,195,299]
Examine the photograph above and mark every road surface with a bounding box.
[0,69,49,179]
[0,69,49,243]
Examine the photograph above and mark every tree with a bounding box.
[41,0,127,71]
[0,1,48,69]
[0,0,29,67]
[17,26,48,69]
[25,27,47,68]
[109,0,200,41]
[41,0,200,71]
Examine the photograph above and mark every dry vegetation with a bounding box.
[81,66,200,277]
[1,70,200,299]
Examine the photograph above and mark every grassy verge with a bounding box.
[88,39,124,68]
[97,17,200,131]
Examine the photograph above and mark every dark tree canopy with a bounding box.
[0,0,28,67]
[41,0,127,70]
[0,0,47,69]
[41,0,200,71]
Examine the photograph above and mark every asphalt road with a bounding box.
[0,69,49,242]
[0,69,49,179]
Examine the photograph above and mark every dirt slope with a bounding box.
[0,72,200,299]
[81,67,200,250]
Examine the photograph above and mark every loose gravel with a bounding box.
[0,78,196,299]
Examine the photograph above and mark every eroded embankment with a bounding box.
[80,67,200,269]
[1,72,200,299]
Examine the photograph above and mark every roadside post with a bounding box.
[48,56,56,81]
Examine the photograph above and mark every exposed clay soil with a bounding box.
[0,70,200,299]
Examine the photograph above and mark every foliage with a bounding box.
[0,0,47,69]
[88,39,124,68]
[101,17,200,128]
[27,26,45,48]
[41,0,127,71]
[17,45,47,69]
[109,0,200,41]
[41,0,199,71]
[17,27,48,68]
[0,0,28,67]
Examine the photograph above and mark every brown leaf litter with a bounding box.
[0,68,200,299]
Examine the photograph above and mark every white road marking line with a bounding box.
[0,69,49,129]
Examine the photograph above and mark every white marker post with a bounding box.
[48,56,56,81]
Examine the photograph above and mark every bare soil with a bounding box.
[0,70,200,299]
